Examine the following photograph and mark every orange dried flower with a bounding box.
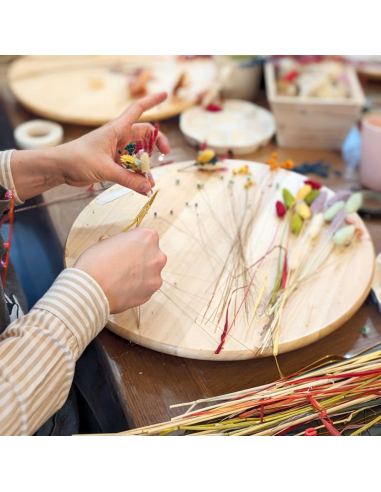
[270,162,280,171]
[281,160,295,170]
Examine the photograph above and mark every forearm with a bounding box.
[10,148,65,201]
[0,268,109,436]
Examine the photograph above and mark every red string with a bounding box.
[215,239,285,354]
[260,403,264,424]
[276,423,304,436]
[281,254,288,290]
[305,428,317,436]
[307,395,341,436]
[284,369,381,386]
[1,192,14,287]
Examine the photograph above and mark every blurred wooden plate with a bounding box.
[8,55,216,125]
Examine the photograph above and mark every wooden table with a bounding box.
[2,65,381,430]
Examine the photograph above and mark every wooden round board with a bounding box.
[180,100,276,156]
[8,56,216,125]
[65,161,375,361]
[345,56,381,81]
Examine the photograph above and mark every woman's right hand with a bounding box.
[74,229,167,314]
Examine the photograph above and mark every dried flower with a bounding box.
[282,189,294,210]
[304,179,322,190]
[276,201,286,218]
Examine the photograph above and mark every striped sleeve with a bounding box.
[0,150,24,205]
[0,268,109,436]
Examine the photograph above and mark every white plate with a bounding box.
[180,100,276,156]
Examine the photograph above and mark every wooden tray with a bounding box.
[8,56,216,125]
[65,161,375,361]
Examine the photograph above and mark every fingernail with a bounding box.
[146,190,153,198]
[139,181,150,193]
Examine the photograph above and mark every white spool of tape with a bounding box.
[14,120,64,150]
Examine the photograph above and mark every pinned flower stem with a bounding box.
[261,182,364,361]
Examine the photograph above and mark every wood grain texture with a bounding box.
[8,56,216,125]
[65,160,374,361]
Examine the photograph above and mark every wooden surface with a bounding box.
[2,60,381,428]
[8,56,216,125]
[65,160,374,361]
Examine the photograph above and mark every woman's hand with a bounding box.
[53,92,170,194]
[74,228,167,314]
[11,93,171,201]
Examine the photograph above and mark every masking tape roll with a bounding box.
[14,120,64,150]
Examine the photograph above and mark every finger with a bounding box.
[147,172,155,188]
[119,92,167,125]
[108,161,152,195]
[156,132,171,155]
[141,228,160,246]
[131,124,171,155]
[130,123,155,141]
[130,125,171,155]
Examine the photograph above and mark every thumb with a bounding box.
[109,163,152,195]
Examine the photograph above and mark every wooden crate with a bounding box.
[265,62,365,149]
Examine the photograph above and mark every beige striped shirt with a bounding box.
[0,150,109,435]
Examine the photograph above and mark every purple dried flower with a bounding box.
[310,191,327,214]
[326,190,351,208]
[330,208,346,232]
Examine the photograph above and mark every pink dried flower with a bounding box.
[134,140,144,154]
[142,122,159,156]
[345,216,356,225]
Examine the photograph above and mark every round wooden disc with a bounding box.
[8,56,216,125]
[65,161,375,361]
[180,100,276,156]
